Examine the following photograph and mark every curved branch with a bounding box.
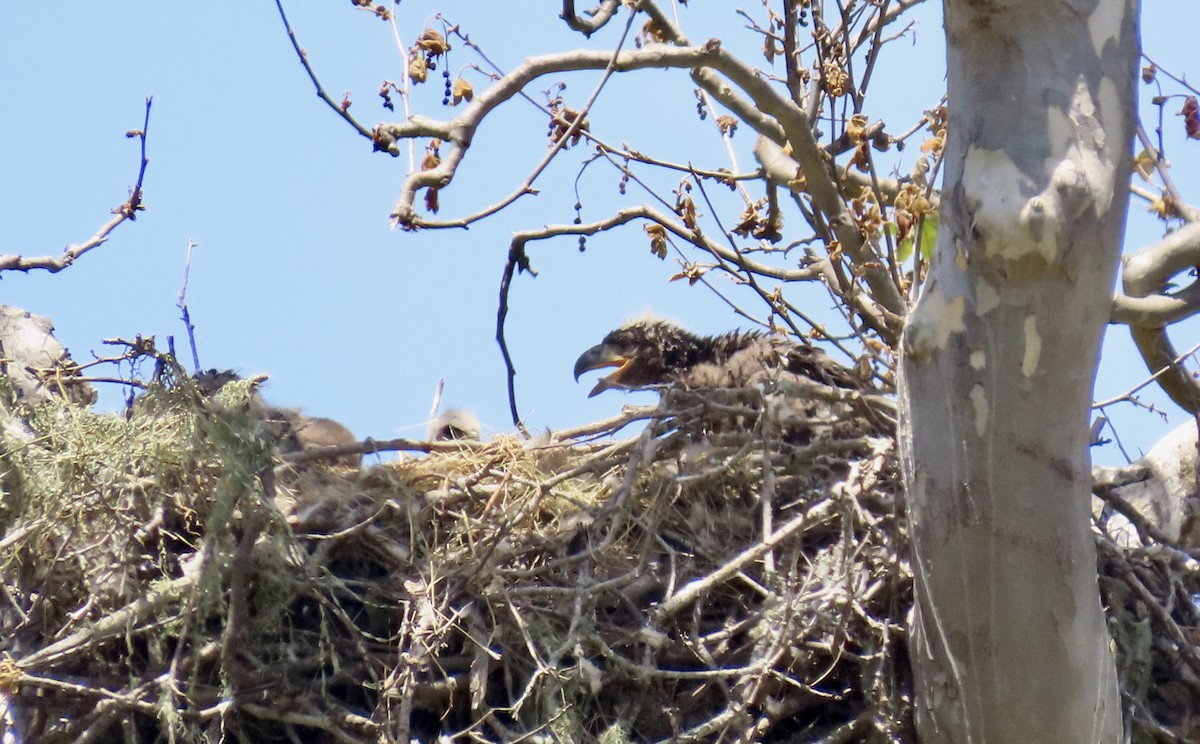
[1122,220,1200,298]
[0,98,153,274]
[274,0,373,140]
[382,42,730,228]
[510,205,822,282]
[560,0,621,37]
[383,38,908,331]
[1112,221,1200,412]
[847,0,929,54]
[1111,282,1200,327]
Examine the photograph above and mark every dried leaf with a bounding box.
[676,194,698,231]
[408,56,428,84]
[416,28,450,56]
[1180,96,1200,140]
[846,113,869,145]
[645,224,668,259]
[451,78,474,105]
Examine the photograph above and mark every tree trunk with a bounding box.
[899,1,1138,740]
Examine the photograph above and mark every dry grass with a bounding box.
[0,379,1195,743]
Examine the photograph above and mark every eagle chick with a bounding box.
[573,319,864,397]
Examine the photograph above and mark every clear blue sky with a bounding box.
[1,2,1195,465]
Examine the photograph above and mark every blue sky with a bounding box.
[1,2,1195,466]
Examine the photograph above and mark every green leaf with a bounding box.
[916,213,939,260]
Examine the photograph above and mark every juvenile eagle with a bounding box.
[573,319,865,398]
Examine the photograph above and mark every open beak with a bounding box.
[574,343,629,398]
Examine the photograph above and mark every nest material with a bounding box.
[0,379,1196,743]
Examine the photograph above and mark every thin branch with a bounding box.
[497,241,536,432]
[1093,337,1200,409]
[279,434,495,466]
[177,238,201,374]
[273,0,373,140]
[1128,325,1200,414]
[511,204,822,282]
[0,98,153,273]
[388,17,691,229]
[1136,122,1200,222]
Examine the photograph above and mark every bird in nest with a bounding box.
[573,318,867,398]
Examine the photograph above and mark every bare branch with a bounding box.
[1094,336,1200,410]
[511,205,822,282]
[0,98,153,274]
[847,0,928,54]
[1122,220,1200,298]
[177,239,201,374]
[273,0,373,140]
[1111,221,1200,411]
[1129,325,1200,413]
[1111,281,1200,327]
[560,0,621,37]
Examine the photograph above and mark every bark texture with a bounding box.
[899,1,1139,740]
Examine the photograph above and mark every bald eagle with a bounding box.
[573,319,866,398]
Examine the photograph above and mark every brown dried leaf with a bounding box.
[408,56,428,84]
[451,78,474,105]
[846,113,869,145]
[645,224,668,259]
[1180,96,1200,140]
[676,194,698,231]
[416,28,450,56]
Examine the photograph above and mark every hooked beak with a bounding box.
[574,343,629,398]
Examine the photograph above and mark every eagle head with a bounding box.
[573,319,703,397]
[575,318,867,397]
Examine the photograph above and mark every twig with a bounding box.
[1092,336,1200,409]
[497,242,536,432]
[428,377,445,420]
[652,484,838,623]
[280,434,497,465]
[177,238,201,374]
[388,9,642,228]
[273,0,373,140]
[0,98,153,273]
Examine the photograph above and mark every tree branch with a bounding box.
[1111,221,1200,411]
[382,42,730,228]
[273,0,373,140]
[0,98,153,274]
[1128,325,1200,413]
[560,0,621,37]
[1121,220,1200,298]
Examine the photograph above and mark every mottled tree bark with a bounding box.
[899,1,1138,741]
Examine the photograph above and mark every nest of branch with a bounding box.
[0,378,1196,743]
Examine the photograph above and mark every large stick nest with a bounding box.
[0,371,1196,743]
